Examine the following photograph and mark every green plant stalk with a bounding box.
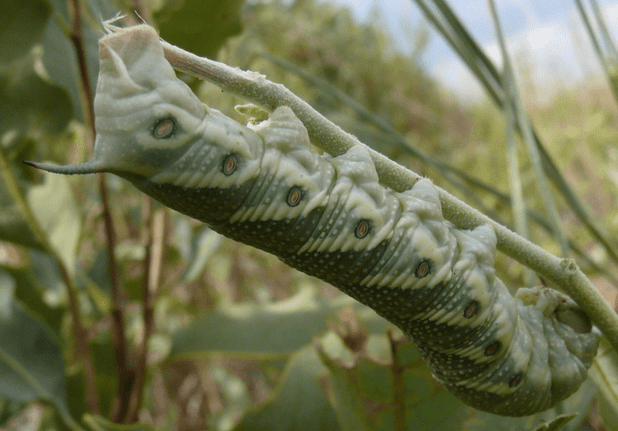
[412,0,504,104]
[487,0,570,259]
[574,0,618,104]
[413,0,618,267]
[159,38,618,353]
[589,0,618,66]
[501,63,532,284]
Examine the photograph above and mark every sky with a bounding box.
[331,0,618,102]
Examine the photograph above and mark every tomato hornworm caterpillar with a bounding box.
[26,25,600,417]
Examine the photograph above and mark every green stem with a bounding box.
[487,0,570,258]
[156,34,618,353]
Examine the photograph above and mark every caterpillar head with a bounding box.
[26,25,256,184]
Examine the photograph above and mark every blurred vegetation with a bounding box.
[0,0,617,430]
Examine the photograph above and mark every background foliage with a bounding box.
[0,0,616,430]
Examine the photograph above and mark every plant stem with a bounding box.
[65,0,103,415]
[125,202,165,422]
[158,35,618,353]
[388,330,406,431]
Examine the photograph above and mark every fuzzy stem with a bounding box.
[158,37,618,352]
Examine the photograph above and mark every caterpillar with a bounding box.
[27,24,600,417]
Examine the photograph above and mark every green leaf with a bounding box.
[1,265,64,335]
[170,288,368,359]
[317,331,467,431]
[180,227,224,282]
[0,0,51,62]
[90,334,119,417]
[233,346,340,431]
[27,171,81,277]
[84,414,154,431]
[0,50,73,142]
[0,275,69,416]
[529,414,578,431]
[154,0,245,57]
[589,338,618,431]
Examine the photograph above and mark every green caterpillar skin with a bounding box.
[31,25,600,416]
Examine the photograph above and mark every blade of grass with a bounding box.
[412,0,504,104]
[575,0,618,101]
[487,0,570,258]
[410,0,618,265]
[501,59,533,284]
[589,0,618,65]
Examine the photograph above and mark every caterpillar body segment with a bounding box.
[28,24,600,417]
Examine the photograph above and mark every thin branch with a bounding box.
[158,35,618,353]
[125,203,165,422]
[66,0,101,415]
[387,330,406,431]
[68,0,133,421]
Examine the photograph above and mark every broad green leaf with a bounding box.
[0,0,51,62]
[65,367,89,427]
[233,346,340,431]
[317,331,467,431]
[154,0,245,57]
[0,50,73,142]
[27,172,81,277]
[89,334,119,418]
[529,414,578,431]
[170,288,365,359]
[0,274,69,416]
[589,338,618,431]
[84,414,154,431]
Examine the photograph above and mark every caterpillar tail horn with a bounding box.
[23,160,106,175]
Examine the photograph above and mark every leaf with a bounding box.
[233,346,340,431]
[180,227,224,282]
[27,172,81,277]
[0,0,51,62]
[154,0,245,57]
[0,274,69,416]
[170,288,361,359]
[84,414,154,431]
[1,265,64,335]
[529,414,578,431]
[589,338,618,431]
[317,331,468,431]
[0,50,73,142]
